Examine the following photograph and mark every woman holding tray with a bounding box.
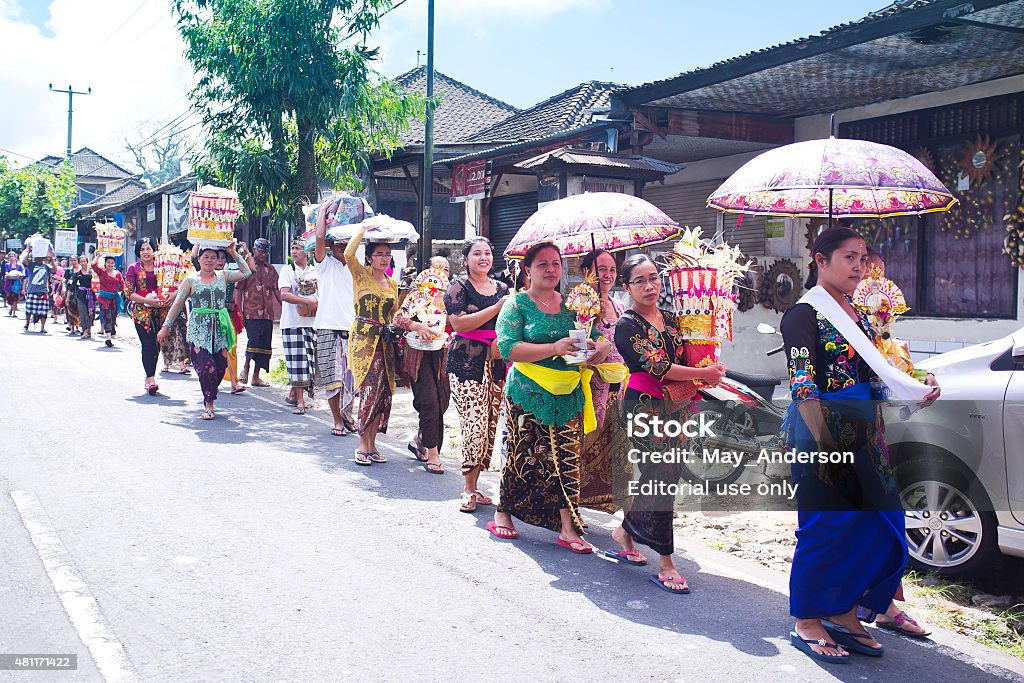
[124,238,170,394]
[612,254,726,594]
[394,264,451,475]
[158,243,252,419]
[489,241,611,552]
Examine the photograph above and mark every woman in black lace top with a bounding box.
[444,237,509,513]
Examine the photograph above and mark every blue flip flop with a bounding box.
[790,632,850,664]
[603,549,647,566]
[649,574,690,594]
[822,623,885,657]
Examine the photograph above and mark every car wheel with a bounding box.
[896,459,999,578]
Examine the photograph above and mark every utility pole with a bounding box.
[419,0,434,269]
[49,83,91,157]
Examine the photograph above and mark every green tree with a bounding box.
[0,156,77,242]
[173,0,425,228]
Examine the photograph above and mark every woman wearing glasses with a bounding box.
[344,224,399,466]
[611,254,726,594]
[490,241,612,553]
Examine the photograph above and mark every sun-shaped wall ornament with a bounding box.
[913,147,936,174]
[961,134,999,185]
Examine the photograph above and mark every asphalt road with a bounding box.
[1,312,1022,682]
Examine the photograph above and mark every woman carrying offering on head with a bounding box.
[780,227,940,664]
[73,255,96,339]
[445,237,509,512]
[490,242,612,553]
[91,253,124,347]
[344,224,399,466]
[612,254,726,593]
[158,243,252,420]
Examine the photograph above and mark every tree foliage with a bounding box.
[0,157,77,242]
[173,0,425,229]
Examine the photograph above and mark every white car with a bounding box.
[885,328,1024,577]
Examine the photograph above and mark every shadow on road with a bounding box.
[480,515,1020,681]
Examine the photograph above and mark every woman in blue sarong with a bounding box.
[780,227,940,664]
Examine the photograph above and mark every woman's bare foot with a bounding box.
[491,511,517,538]
[794,618,849,659]
[826,610,882,650]
[611,524,639,554]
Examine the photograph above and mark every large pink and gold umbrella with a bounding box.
[707,137,957,221]
[503,192,681,259]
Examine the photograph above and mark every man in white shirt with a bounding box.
[279,239,318,414]
[313,208,358,436]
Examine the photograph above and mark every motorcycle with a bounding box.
[678,323,788,486]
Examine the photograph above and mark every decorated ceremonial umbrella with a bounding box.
[707,136,958,225]
[503,192,682,260]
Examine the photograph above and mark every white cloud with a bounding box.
[0,0,604,171]
[0,0,197,171]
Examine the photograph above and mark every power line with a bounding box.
[99,0,151,44]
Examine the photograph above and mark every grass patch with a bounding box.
[903,570,1024,660]
[267,357,289,386]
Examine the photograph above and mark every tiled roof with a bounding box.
[76,178,148,212]
[393,67,518,145]
[619,0,1024,115]
[466,81,625,143]
[36,147,136,180]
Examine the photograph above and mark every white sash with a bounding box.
[799,286,929,401]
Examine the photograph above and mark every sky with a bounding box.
[0,0,886,174]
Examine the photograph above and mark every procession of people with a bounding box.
[3,219,943,667]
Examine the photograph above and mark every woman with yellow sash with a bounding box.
[490,242,612,553]
[159,243,252,420]
[577,249,631,514]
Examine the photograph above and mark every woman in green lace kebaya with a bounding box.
[158,244,252,420]
[490,242,612,553]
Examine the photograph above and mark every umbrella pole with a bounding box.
[591,232,601,298]
[828,188,834,230]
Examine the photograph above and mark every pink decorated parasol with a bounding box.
[707,137,957,222]
[503,192,681,260]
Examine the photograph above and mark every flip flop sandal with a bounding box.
[200,410,215,421]
[472,491,493,506]
[556,538,594,554]
[146,383,159,396]
[459,492,477,513]
[285,398,298,406]
[486,521,518,540]
[790,632,850,664]
[368,451,387,463]
[821,623,884,657]
[331,427,348,437]
[292,407,307,415]
[877,612,931,638]
[603,549,648,566]
[179,367,192,375]
[424,461,444,474]
[354,450,373,466]
[650,574,690,594]
[230,386,247,395]
[408,442,428,462]
[251,380,270,387]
